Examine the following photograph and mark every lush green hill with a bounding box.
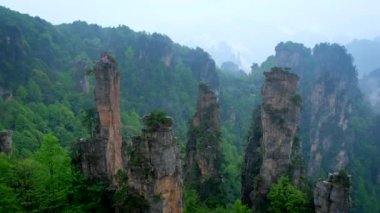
[0,5,379,212]
[0,5,220,151]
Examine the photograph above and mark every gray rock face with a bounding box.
[314,172,351,213]
[126,125,183,213]
[74,138,108,181]
[307,77,353,177]
[0,130,12,154]
[274,42,359,178]
[243,67,302,212]
[259,68,301,190]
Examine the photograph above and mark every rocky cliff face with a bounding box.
[125,115,183,213]
[242,67,302,211]
[307,44,358,177]
[274,42,359,178]
[0,130,12,154]
[95,52,123,180]
[314,172,351,213]
[185,83,222,199]
[255,68,301,203]
[359,68,380,114]
[75,52,122,183]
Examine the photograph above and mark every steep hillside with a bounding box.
[0,6,218,152]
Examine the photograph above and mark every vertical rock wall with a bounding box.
[126,117,183,213]
[94,52,123,180]
[274,42,359,178]
[242,67,302,212]
[259,68,301,190]
[75,52,122,183]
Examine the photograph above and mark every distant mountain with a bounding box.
[220,61,246,75]
[346,38,380,78]
[360,68,380,113]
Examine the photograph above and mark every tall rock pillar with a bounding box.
[242,67,302,212]
[74,52,122,183]
[185,83,222,203]
[94,52,123,180]
[124,112,183,213]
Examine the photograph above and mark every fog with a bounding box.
[1,0,380,71]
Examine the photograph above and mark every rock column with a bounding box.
[126,114,183,213]
[314,172,351,213]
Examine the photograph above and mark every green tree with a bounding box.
[143,110,172,131]
[26,80,42,102]
[33,135,74,212]
[0,154,21,212]
[267,176,307,213]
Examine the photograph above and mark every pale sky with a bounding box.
[1,0,380,70]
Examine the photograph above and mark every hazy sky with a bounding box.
[1,0,380,70]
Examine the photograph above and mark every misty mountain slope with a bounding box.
[346,39,380,78]
[360,68,380,113]
[0,5,380,212]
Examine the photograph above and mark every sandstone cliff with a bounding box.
[242,67,302,212]
[124,112,183,213]
[185,83,222,201]
[314,171,351,213]
[75,52,122,183]
[0,130,12,154]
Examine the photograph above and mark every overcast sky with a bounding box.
[1,0,379,70]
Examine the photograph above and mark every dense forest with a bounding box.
[0,6,379,213]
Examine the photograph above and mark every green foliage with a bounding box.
[331,170,350,189]
[220,135,242,202]
[184,188,250,213]
[229,200,251,213]
[1,5,379,212]
[0,184,21,212]
[121,111,142,137]
[79,108,98,137]
[143,110,173,131]
[32,135,73,211]
[0,135,107,212]
[291,94,302,107]
[267,176,307,213]
[0,154,21,212]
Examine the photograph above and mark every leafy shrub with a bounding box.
[267,176,307,213]
[143,111,173,131]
